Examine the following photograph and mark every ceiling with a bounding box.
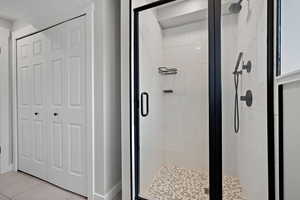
[156,0,236,29]
[0,0,92,27]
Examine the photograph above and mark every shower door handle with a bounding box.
[141,92,149,117]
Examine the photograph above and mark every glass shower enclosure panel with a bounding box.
[134,0,210,199]
[221,0,269,199]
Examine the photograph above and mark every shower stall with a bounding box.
[131,0,274,199]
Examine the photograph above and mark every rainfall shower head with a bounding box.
[229,0,243,14]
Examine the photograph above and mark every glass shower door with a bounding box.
[134,0,210,199]
[221,0,270,199]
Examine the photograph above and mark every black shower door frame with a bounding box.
[130,0,275,200]
[132,0,222,199]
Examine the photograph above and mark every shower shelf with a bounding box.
[158,67,178,75]
[163,90,174,94]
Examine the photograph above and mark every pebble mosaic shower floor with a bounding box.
[141,166,246,200]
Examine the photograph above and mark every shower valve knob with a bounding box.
[240,90,253,107]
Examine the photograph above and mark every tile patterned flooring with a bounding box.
[141,166,246,200]
[0,172,86,200]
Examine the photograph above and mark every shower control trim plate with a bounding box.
[240,90,253,107]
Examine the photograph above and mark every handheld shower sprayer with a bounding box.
[233,52,243,74]
[233,52,243,133]
[233,52,253,133]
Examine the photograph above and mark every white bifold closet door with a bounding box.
[17,16,87,196]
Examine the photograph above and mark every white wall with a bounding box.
[0,18,12,29]
[282,81,300,200]
[0,0,92,31]
[221,14,239,177]
[121,0,132,199]
[0,24,11,173]
[281,0,300,74]
[160,9,244,180]
[231,0,269,199]
[92,0,105,195]
[275,2,300,200]
[11,21,30,32]
[161,21,209,170]
[84,0,122,196]
[101,0,122,195]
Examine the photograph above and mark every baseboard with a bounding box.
[7,164,13,172]
[94,182,121,200]
[0,163,13,174]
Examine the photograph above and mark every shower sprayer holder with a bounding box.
[240,90,253,107]
[242,61,252,73]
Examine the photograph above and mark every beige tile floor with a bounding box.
[0,172,86,200]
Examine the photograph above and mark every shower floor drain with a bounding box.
[204,187,209,195]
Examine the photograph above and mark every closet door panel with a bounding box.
[68,57,81,106]
[17,33,48,180]
[47,16,87,196]
[19,112,32,158]
[51,121,64,169]
[17,16,87,196]
[31,34,48,170]
[47,24,68,187]
[64,17,86,195]
[33,63,43,105]
[32,119,43,162]
[52,58,64,105]
[19,66,32,105]
[68,124,83,174]
[17,37,33,169]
